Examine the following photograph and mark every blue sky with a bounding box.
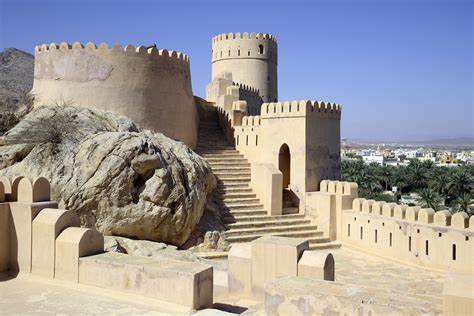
[1,0,472,141]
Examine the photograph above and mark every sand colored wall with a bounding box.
[0,175,214,310]
[337,198,472,273]
[32,42,198,147]
[211,32,278,102]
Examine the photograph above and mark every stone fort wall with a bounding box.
[32,42,198,147]
[310,180,473,273]
[211,32,278,102]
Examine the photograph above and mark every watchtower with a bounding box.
[211,32,278,102]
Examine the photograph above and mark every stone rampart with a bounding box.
[0,176,213,310]
[32,42,198,147]
[343,198,472,273]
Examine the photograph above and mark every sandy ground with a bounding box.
[0,247,445,315]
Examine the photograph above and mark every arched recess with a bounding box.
[278,144,290,188]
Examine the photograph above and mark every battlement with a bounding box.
[32,41,198,147]
[233,82,259,94]
[350,198,472,230]
[35,42,190,64]
[241,115,261,127]
[260,100,341,118]
[212,32,277,44]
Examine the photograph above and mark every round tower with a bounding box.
[211,32,278,102]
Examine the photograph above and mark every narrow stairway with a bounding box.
[195,108,340,250]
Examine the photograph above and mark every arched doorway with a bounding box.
[278,144,290,188]
[278,144,299,212]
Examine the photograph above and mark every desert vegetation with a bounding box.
[342,159,474,215]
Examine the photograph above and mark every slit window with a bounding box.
[452,244,456,260]
[409,236,412,252]
[375,229,378,243]
[425,240,429,256]
[236,135,239,145]
[360,227,363,240]
[238,49,240,56]
[389,233,392,247]
[255,135,258,146]
[248,50,250,56]
[246,135,248,145]
[228,50,231,56]
[348,224,351,237]
[259,44,264,54]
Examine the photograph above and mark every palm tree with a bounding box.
[429,167,450,197]
[416,188,442,211]
[447,170,473,198]
[452,193,473,215]
[407,159,429,189]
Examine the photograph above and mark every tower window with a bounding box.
[248,50,250,56]
[238,49,240,56]
[259,44,264,54]
[228,50,231,56]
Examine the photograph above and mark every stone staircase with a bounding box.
[195,110,340,250]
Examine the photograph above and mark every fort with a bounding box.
[1,32,472,314]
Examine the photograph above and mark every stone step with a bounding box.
[214,172,251,178]
[223,203,263,210]
[216,176,251,182]
[204,156,246,161]
[219,193,256,199]
[217,183,250,189]
[225,224,319,237]
[208,162,250,168]
[308,241,342,250]
[201,150,240,155]
[225,218,311,229]
[222,213,306,224]
[223,209,267,217]
[202,154,244,159]
[217,188,252,195]
[219,197,261,205]
[211,166,251,172]
[226,230,326,243]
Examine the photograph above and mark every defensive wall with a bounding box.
[32,42,198,147]
[206,72,263,115]
[215,98,341,214]
[211,32,278,102]
[310,179,473,274]
[0,176,213,310]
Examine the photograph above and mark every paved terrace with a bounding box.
[0,247,445,315]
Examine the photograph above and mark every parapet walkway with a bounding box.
[195,107,340,250]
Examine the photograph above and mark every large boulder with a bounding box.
[0,105,216,246]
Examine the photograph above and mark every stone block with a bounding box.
[8,201,58,273]
[31,208,80,278]
[55,227,104,282]
[0,202,10,272]
[17,177,51,203]
[251,236,309,297]
[228,243,252,295]
[297,251,335,281]
[78,252,213,310]
[451,212,469,229]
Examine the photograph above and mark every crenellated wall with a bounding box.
[310,179,473,273]
[32,42,198,147]
[343,198,473,273]
[230,100,342,211]
[211,32,278,102]
[0,176,213,310]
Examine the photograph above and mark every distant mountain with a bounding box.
[0,48,34,112]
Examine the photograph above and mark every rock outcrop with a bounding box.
[0,48,34,112]
[0,105,216,246]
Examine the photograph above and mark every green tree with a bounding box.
[447,170,473,198]
[416,188,442,211]
[452,193,473,215]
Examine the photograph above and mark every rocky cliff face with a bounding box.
[0,48,34,112]
[0,105,216,246]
